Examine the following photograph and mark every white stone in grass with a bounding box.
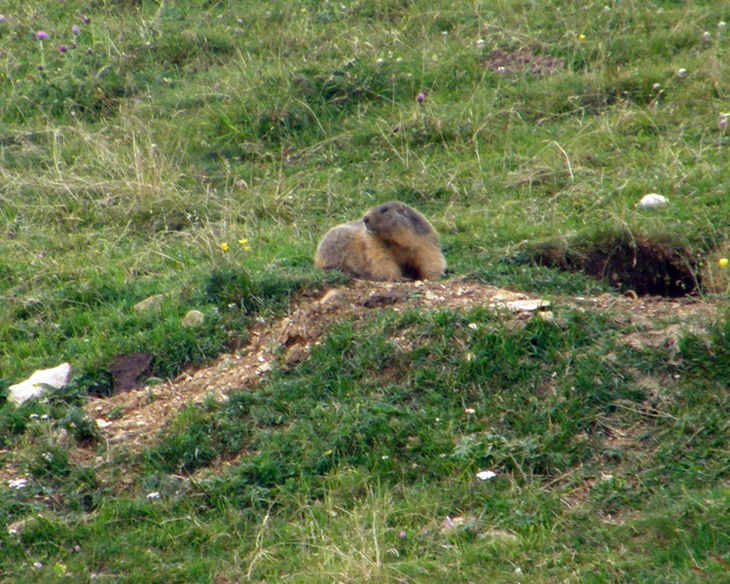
[7,363,71,407]
[147,491,161,500]
[637,193,668,208]
[8,478,29,490]
[476,470,497,481]
[504,299,551,313]
[676,68,688,78]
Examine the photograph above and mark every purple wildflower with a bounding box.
[416,92,425,103]
[59,45,68,53]
[37,30,49,40]
[81,15,90,24]
[0,15,6,22]
[72,25,80,35]
[87,48,92,55]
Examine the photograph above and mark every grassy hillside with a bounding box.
[2,0,730,581]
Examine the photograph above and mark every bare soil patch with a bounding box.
[482,48,564,76]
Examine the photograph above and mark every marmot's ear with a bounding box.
[402,206,431,234]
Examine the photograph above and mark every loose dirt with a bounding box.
[82,280,718,456]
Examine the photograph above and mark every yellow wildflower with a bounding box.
[220,242,229,252]
[719,258,728,267]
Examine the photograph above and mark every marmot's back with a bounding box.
[315,201,445,281]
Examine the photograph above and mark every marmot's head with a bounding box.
[363,201,433,240]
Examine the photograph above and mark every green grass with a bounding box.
[3,0,730,581]
[4,308,730,582]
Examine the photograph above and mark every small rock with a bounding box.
[637,193,668,208]
[476,470,497,481]
[503,299,551,313]
[133,294,166,312]
[8,363,71,407]
[8,478,29,490]
[181,309,205,328]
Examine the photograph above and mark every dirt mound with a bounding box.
[81,280,717,458]
[482,48,564,76]
[83,280,548,452]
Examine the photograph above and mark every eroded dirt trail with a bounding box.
[83,280,718,456]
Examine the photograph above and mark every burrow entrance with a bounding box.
[532,237,700,297]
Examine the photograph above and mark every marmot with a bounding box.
[315,201,446,281]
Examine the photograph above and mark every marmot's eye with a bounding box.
[381,206,389,213]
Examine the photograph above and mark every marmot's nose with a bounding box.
[363,215,370,224]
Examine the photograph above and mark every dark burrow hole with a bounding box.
[532,237,700,297]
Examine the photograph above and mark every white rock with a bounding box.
[7,363,71,407]
[503,299,551,313]
[637,193,668,208]
[476,470,497,481]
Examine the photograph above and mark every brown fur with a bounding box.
[315,201,446,281]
